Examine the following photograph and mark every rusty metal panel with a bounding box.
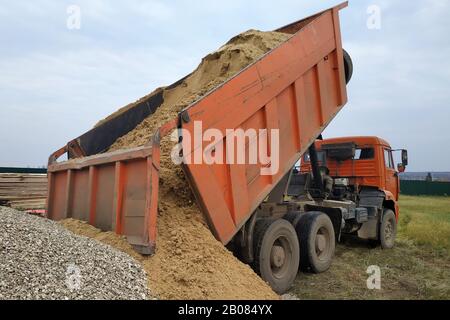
[47,144,159,254]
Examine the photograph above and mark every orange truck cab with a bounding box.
[299,136,408,222]
[278,135,409,249]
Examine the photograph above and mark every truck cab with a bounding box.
[298,136,409,222]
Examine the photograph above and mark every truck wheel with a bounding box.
[283,212,301,227]
[380,209,397,249]
[253,219,300,294]
[297,212,335,273]
[343,49,353,84]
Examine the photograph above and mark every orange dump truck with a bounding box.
[47,3,408,293]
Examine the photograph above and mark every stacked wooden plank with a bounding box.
[0,173,47,210]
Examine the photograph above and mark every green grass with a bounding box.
[290,196,450,300]
[292,238,450,300]
[399,195,450,251]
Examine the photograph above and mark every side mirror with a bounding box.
[397,163,406,173]
[402,149,408,166]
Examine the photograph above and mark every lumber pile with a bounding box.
[0,173,47,210]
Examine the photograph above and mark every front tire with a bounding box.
[253,219,300,294]
[296,212,335,273]
[380,209,397,249]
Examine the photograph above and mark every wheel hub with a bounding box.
[270,245,286,268]
[315,234,326,253]
[385,221,393,240]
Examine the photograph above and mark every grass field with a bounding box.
[290,195,450,300]
[398,196,450,250]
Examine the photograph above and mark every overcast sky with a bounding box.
[0,0,449,171]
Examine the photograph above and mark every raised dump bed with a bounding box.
[47,2,351,258]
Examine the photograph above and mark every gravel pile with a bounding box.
[0,206,148,300]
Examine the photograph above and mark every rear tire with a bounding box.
[253,219,300,294]
[343,49,353,84]
[380,209,397,249]
[296,212,335,273]
[283,212,301,227]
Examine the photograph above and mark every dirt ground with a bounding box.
[289,196,450,300]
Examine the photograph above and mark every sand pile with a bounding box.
[64,29,291,300]
[61,212,277,300]
[107,29,291,150]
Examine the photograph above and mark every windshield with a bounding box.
[303,151,326,163]
[354,148,375,160]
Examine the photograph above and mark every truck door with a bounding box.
[383,149,399,200]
